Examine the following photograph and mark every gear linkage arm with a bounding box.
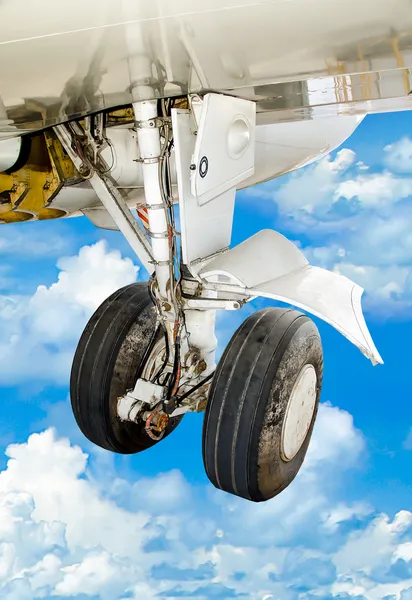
[54,122,154,274]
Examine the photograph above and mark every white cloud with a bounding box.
[0,404,410,600]
[336,172,412,211]
[395,542,412,562]
[334,511,412,574]
[259,143,412,229]
[55,552,130,599]
[272,149,357,218]
[384,138,412,174]
[305,401,365,468]
[0,241,138,386]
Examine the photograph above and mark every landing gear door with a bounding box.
[199,230,383,366]
[172,108,237,268]
[190,94,256,206]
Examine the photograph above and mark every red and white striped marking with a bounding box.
[137,206,150,232]
[137,205,173,242]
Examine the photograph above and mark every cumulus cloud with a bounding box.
[257,144,412,230]
[335,172,412,212]
[0,404,411,600]
[384,138,412,175]
[0,241,138,386]
[271,149,358,220]
[246,136,412,317]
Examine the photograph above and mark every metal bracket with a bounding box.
[135,117,171,129]
[117,379,166,422]
[147,231,169,239]
[142,203,167,211]
[149,259,172,267]
[133,157,162,165]
[182,297,243,310]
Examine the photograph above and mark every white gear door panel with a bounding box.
[199,230,383,366]
[190,94,256,205]
[172,108,236,267]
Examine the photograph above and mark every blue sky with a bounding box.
[0,111,412,600]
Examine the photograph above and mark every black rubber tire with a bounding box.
[202,308,323,502]
[70,282,182,454]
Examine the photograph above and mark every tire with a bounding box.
[202,308,323,502]
[70,282,182,454]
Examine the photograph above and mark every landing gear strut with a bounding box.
[56,92,381,503]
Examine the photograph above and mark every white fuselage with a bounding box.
[1,0,412,136]
[1,0,412,218]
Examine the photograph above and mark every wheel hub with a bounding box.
[281,364,317,462]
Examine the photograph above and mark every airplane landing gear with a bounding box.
[56,91,381,503]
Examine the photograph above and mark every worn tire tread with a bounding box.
[202,307,323,502]
[71,282,182,454]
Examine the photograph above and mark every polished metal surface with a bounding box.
[1,0,412,136]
